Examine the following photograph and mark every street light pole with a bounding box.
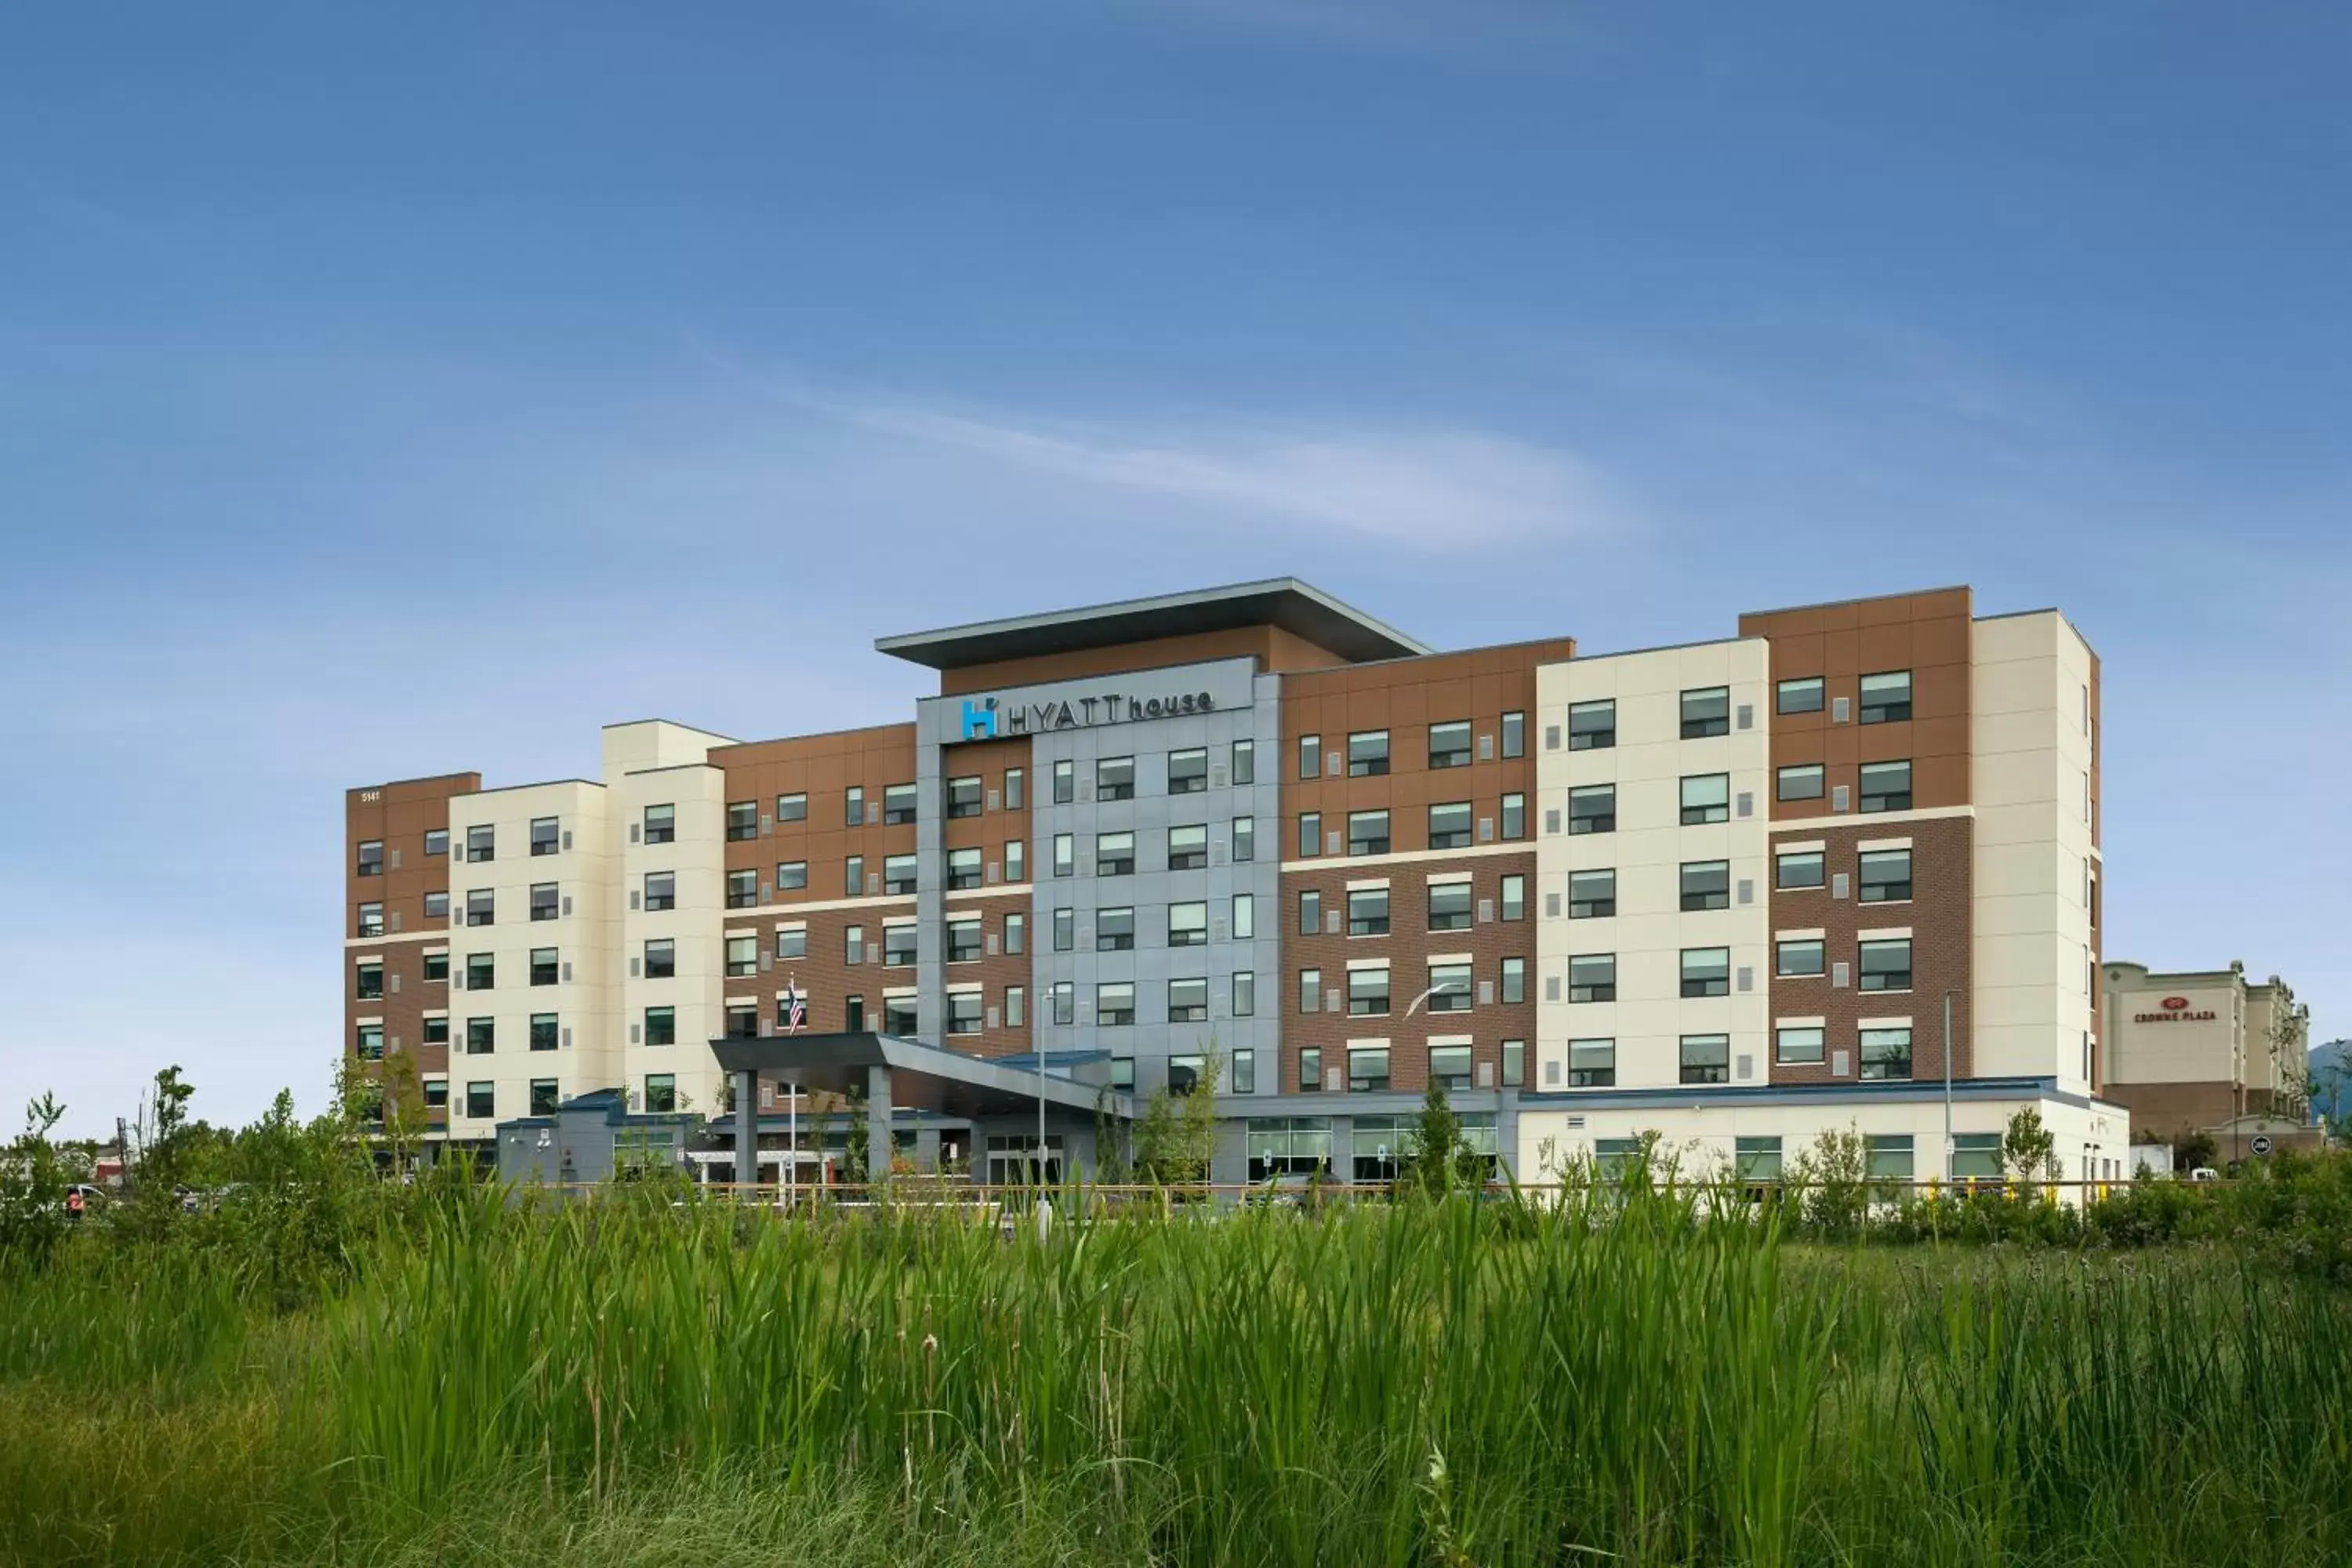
[1944,989,1958,1183]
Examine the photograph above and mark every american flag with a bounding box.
[782,975,806,1034]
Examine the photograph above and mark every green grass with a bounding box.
[5,1189,2351,1566]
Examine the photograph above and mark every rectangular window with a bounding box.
[1231,739,1255,785]
[1298,812,1322,858]
[1004,911,1026,955]
[1737,1136,1784,1181]
[882,997,917,1035]
[423,952,448,983]
[776,792,807,823]
[1096,982,1136,1026]
[947,992,983,1035]
[1232,893,1254,941]
[1680,947,1730,998]
[1231,1044,1256,1090]
[1003,768,1024,810]
[1428,720,1472,770]
[1679,1033,1730,1084]
[1005,985,1025,1028]
[644,1075,677,1114]
[1501,1040,1525,1087]
[1859,938,1913,993]
[1952,1132,2003,1179]
[1859,848,1912,902]
[1052,760,1074,804]
[420,1016,449,1047]
[1232,815,1255,862]
[423,1078,448,1109]
[1095,756,1135,801]
[725,869,757,909]
[1105,1053,1132,1090]
[643,872,675,912]
[1167,978,1208,1023]
[1860,760,1912,813]
[466,1016,495,1054]
[844,925,865,965]
[1501,793,1526,840]
[1299,888,1322,935]
[946,847,982,890]
[465,889,495,927]
[1167,823,1208,869]
[1569,869,1616,919]
[531,816,560,857]
[466,825,495,863]
[357,840,383,877]
[1777,677,1824,715]
[1346,730,1390,777]
[1299,1047,1323,1093]
[643,804,674,845]
[945,776,982,819]
[528,882,558,921]
[1776,1025,1825,1065]
[1232,971,1256,1018]
[530,947,557,985]
[1095,831,1134,876]
[1569,1038,1615,1087]
[1679,860,1730,912]
[466,1082,495,1120]
[529,1014,558,1053]
[1347,965,1390,1016]
[775,860,808,891]
[1776,938,1825,978]
[1051,982,1075,1025]
[884,783,919,825]
[1096,906,1135,952]
[1298,734,1321,779]
[726,800,758,840]
[1168,902,1209,947]
[355,1024,385,1062]
[777,927,807,960]
[355,961,383,1000]
[844,994,866,1033]
[1776,849,1824,889]
[844,856,864,897]
[884,924,919,966]
[1680,687,1730,739]
[1680,774,1730,825]
[1569,785,1616,835]
[844,786,865,826]
[1864,1134,1915,1180]
[1348,810,1390,856]
[423,828,450,857]
[1501,956,1526,1005]
[1004,840,1025,882]
[1299,968,1322,1014]
[1569,953,1616,1003]
[1501,710,1526,759]
[1052,834,1074,877]
[466,953,495,990]
[1167,747,1209,793]
[726,935,759,977]
[527,1078,559,1116]
[947,921,982,963]
[1052,908,1073,952]
[1501,873,1526,920]
[1427,961,1473,1012]
[1777,764,1824,801]
[1166,1052,1207,1094]
[424,891,449,920]
[1427,802,1472,850]
[1348,1044,1390,1092]
[884,854,919,895]
[1568,699,1616,751]
[1860,670,1913,724]
[1426,882,1471,931]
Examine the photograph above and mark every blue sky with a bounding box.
[2,2,2346,1136]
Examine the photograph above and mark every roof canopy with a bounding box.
[710,1032,1127,1120]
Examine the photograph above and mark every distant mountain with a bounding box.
[2310,1040,2350,1124]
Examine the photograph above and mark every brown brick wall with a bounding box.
[347,774,474,1126]
[715,724,918,900]
[2105,1080,2240,1141]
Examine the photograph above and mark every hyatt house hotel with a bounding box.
[343,580,2130,1187]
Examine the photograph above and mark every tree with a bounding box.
[0,1094,73,1269]
[132,1065,197,1193]
[2173,1130,2219,1174]
[1399,1081,1485,1198]
[1132,1052,1221,1187]
[841,1080,871,1185]
[2003,1106,2057,1187]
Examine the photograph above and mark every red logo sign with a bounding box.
[2160,996,2190,1011]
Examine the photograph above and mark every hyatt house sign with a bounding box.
[958,689,1215,740]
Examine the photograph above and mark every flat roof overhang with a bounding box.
[710,1032,1130,1121]
[874,578,1431,671]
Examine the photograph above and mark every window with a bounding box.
[1004,840,1025,882]
[1347,965,1390,1016]
[1680,775,1730,825]
[1679,861,1730,912]
[775,860,808,892]
[644,938,675,978]
[1230,1046,1256,1091]
[1301,888,1325,937]
[1777,677,1824,715]
[1167,747,1208,793]
[1680,1033,1730,1084]
[947,992,983,1035]
[1005,985,1025,1028]
[1105,1053,1132,1089]
[423,953,449,983]
[1860,670,1913,724]
[1051,982,1074,1025]
[530,948,558,986]
[1298,1048,1323,1093]
[884,783,918,826]
[1232,971,1255,1018]
[882,997,917,1035]
[1044,760,1071,806]
[1347,731,1390,776]
[1052,908,1073,952]
[1298,812,1322,858]
[1776,850,1824,890]
[1501,956,1526,1005]
[1680,947,1730,998]
[1004,912,1026,956]
[1299,969,1322,1013]
[1327,885,1381,938]
[466,1017,495,1054]
[1298,734,1321,779]
[1569,785,1616,835]
[1736,1137,1784,1182]
[1952,1133,2003,1180]
[466,825,495,862]
[726,869,758,909]
[1501,793,1525,840]
[355,1024,385,1062]
[844,786,865,826]
[844,856,864,897]
[1777,764,1824,802]
[1096,907,1135,952]
[424,829,450,858]
[1776,938,1824,978]
[1776,1025,1824,1065]
[466,953,495,990]
[1427,961,1473,1013]
[530,883,558,922]
[644,1075,677,1114]
[1165,1051,1207,1093]
[1568,699,1615,751]
[883,855,919,895]
[1232,739,1255,785]
[1681,687,1730,739]
[1569,953,1616,1003]
[1096,756,1134,801]
[1859,848,1912,902]
[1052,834,1074,877]
[1569,869,1616,919]
[776,792,807,823]
[946,847,982,890]
[644,872,675,912]
[1168,902,1208,947]
[1569,1039,1615,1087]
[529,1014,558,1053]
[1859,938,1913,993]
[1095,831,1134,876]
[424,891,449,920]
[1348,811,1390,856]
[1427,882,1472,932]
[1501,710,1525,759]
[1003,769,1024,811]
[1348,1045,1390,1092]
[466,1083,495,1120]
[423,1078,448,1109]
[1501,1040,1525,1087]
[1427,802,1472,850]
[355,961,383,1000]
[1232,815,1254,862]
[884,924,919,966]
[844,994,866,1033]
[531,817,561,857]
[726,801,758,840]
[777,927,807,960]
[465,889,495,927]
[1167,978,1209,1024]
[643,805,674,845]
[1096,982,1135,1025]
[1864,1134,1914,1180]
[1167,823,1208,870]
[530,1079,560,1115]
[726,935,759,978]
[1428,720,1472,770]
[357,840,383,877]
[1232,893,1254,940]
[844,926,865,965]
[1860,760,1912,813]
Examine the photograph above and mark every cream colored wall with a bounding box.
[1536,641,1772,1093]
[602,719,738,779]
[1969,613,2098,1088]
[615,758,730,1115]
[2103,971,2245,1086]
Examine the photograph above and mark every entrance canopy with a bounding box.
[710,1031,1128,1122]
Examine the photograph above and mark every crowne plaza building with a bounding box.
[343,579,2128,1185]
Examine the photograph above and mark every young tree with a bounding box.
[1399,1081,1483,1198]
[1131,1052,1221,1187]
[2002,1106,2057,1188]
[841,1080,871,1185]
[0,1094,73,1269]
